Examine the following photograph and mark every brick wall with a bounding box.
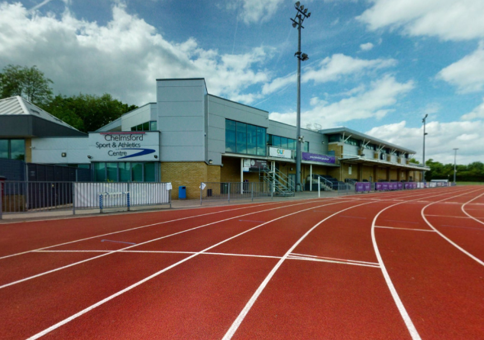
[161,162,208,200]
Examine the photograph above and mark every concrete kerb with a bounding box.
[0,190,344,223]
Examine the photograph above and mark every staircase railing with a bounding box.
[259,167,295,197]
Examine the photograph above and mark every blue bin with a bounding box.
[179,186,187,199]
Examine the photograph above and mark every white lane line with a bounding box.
[26,200,356,340]
[222,201,375,340]
[425,214,472,219]
[290,252,378,266]
[375,226,435,232]
[421,193,484,267]
[371,187,484,340]
[1,199,344,290]
[462,191,484,226]
[0,202,281,261]
[287,254,380,268]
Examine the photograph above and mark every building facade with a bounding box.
[0,78,426,199]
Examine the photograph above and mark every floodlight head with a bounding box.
[295,1,300,8]
[294,51,301,57]
[292,22,297,28]
[301,53,309,61]
[300,5,304,10]
[304,8,308,14]
[307,12,311,17]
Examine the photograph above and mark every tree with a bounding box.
[42,93,138,132]
[0,64,53,106]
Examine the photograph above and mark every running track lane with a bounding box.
[374,189,484,339]
[1,200,347,339]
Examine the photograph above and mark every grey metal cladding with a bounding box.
[0,116,86,138]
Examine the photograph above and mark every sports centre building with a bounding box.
[0,78,426,199]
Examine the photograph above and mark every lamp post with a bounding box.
[291,1,311,192]
[453,148,458,185]
[422,114,428,183]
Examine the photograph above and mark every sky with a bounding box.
[1,0,483,165]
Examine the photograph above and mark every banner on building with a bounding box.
[243,159,269,172]
[302,152,336,164]
[89,132,160,161]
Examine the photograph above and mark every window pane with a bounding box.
[280,137,288,149]
[106,163,118,182]
[132,163,143,182]
[0,140,8,159]
[236,122,247,154]
[119,163,131,182]
[288,138,296,150]
[257,127,266,156]
[10,139,25,160]
[131,126,136,131]
[144,163,155,182]
[143,122,149,131]
[273,136,281,148]
[150,121,157,131]
[94,163,106,182]
[247,125,257,155]
[225,120,236,153]
[304,142,309,152]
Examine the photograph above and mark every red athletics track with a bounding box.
[1,186,483,339]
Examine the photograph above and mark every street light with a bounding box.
[291,2,311,192]
[422,114,428,183]
[453,148,458,185]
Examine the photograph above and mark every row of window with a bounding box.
[225,120,266,156]
[93,162,158,182]
[131,121,157,132]
[0,139,25,160]
[225,119,310,156]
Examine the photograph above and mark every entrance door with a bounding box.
[288,173,296,191]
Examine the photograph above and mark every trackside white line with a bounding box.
[371,204,422,340]
[1,199,346,290]
[222,201,375,340]
[422,194,484,267]
[370,187,483,340]
[424,214,472,219]
[461,191,484,226]
[375,226,435,232]
[290,252,379,266]
[0,202,280,260]
[26,200,354,340]
[286,255,380,268]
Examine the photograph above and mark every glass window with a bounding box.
[0,140,8,159]
[280,137,288,149]
[144,163,156,182]
[273,136,281,148]
[106,163,118,182]
[94,163,106,182]
[329,135,340,143]
[304,142,309,152]
[132,163,143,182]
[257,127,266,156]
[119,163,131,182]
[236,122,247,154]
[225,120,236,152]
[131,126,136,131]
[142,122,149,131]
[150,121,157,131]
[247,125,257,155]
[288,138,296,150]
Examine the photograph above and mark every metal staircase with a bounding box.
[259,167,295,197]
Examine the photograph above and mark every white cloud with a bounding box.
[262,54,397,96]
[358,0,484,41]
[269,75,414,127]
[366,120,484,164]
[0,2,270,105]
[437,44,484,93]
[228,0,284,24]
[360,42,374,51]
[461,97,484,120]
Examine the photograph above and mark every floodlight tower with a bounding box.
[453,148,459,184]
[291,1,311,192]
[422,114,428,183]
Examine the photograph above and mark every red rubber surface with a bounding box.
[1,187,484,339]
